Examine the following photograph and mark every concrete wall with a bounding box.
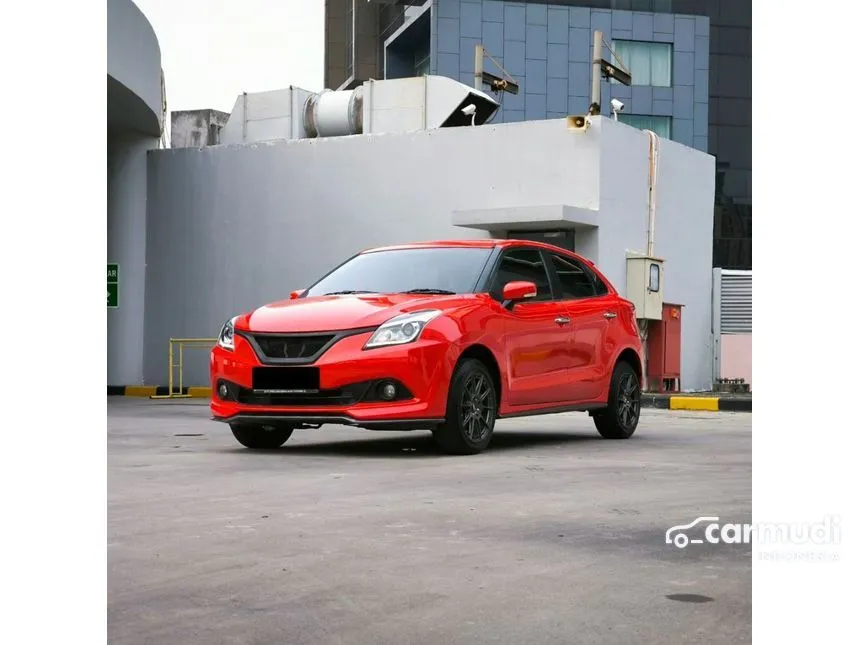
[431,0,709,152]
[108,135,159,385]
[144,116,714,389]
[170,110,230,148]
[107,0,163,386]
[597,120,715,391]
[107,0,163,133]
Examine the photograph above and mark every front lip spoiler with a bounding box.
[212,413,444,431]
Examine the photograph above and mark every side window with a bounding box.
[588,271,609,296]
[550,254,598,300]
[492,248,553,301]
[585,265,609,296]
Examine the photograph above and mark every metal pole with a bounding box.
[474,44,483,91]
[179,342,184,396]
[591,30,602,113]
[646,130,658,258]
[168,340,174,396]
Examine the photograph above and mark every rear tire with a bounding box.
[230,423,294,449]
[593,361,641,439]
[432,359,497,455]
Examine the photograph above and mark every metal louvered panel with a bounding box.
[720,270,752,334]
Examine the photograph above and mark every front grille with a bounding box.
[254,334,334,358]
[251,334,335,360]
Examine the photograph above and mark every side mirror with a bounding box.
[502,281,537,308]
[289,289,306,300]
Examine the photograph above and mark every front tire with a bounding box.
[230,423,294,450]
[432,359,497,455]
[593,361,641,439]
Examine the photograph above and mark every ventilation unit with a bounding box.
[220,76,500,145]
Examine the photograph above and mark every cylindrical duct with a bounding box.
[304,87,363,138]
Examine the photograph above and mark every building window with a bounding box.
[415,55,430,77]
[617,114,673,139]
[611,40,672,87]
[414,36,430,77]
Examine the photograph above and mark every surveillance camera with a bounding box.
[610,98,625,113]
[461,104,477,116]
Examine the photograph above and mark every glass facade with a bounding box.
[611,40,673,87]
[618,114,672,139]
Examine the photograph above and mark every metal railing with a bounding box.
[150,338,217,399]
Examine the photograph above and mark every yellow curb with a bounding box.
[187,387,212,398]
[125,385,157,397]
[669,396,719,411]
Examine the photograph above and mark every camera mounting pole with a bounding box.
[589,31,632,116]
[474,44,520,95]
[590,30,603,115]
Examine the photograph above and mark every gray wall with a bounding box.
[107,0,163,132]
[430,0,709,151]
[597,120,714,391]
[107,0,163,386]
[108,135,159,385]
[144,117,713,390]
[170,110,230,148]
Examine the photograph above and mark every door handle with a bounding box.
[555,316,571,325]
[603,312,617,319]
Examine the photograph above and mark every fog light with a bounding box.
[218,383,229,399]
[380,382,397,400]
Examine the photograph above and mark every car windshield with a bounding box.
[303,247,494,298]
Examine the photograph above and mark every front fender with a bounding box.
[427,309,508,406]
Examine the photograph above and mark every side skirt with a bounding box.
[498,402,607,420]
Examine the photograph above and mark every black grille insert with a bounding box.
[223,377,413,408]
[237,387,363,407]
[251,334,335,360]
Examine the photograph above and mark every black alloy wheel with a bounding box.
[433,358,497,455]
[460,371,494,444]
[593,361,641,439]
[617,371,641,429]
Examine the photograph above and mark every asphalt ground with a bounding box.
[108,399,752,645]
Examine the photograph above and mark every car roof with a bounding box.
[362,238,595,264]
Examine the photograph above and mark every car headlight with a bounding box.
[218,316,238,350]
[364,310,442,349]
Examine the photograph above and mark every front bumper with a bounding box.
[210,328,452,429]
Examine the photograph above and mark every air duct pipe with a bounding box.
[637,129,661,349]
[303,87,364,138]
[645,129,660,257]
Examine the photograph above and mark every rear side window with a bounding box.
[589,269,609,295]
[549,254,598,299]
[492,248,552,301]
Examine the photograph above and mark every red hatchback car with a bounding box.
[211,240,643,454]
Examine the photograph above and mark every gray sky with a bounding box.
[134,0,325,115]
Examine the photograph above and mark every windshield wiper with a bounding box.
[401,288,457,295]
[324,290,377,296]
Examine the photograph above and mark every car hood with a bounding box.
[241,294,479,333]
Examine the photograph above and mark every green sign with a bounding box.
[108,263,119,308]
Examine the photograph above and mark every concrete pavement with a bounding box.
[108,399,752,645]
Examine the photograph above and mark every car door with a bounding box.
[546,252,614,402]
[492,247,575,406]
